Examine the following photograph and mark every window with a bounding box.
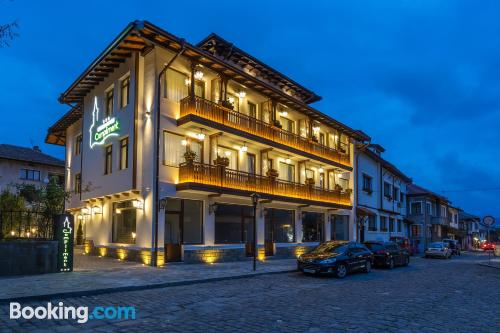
[19,169,40,181]
[281,117,295,133]
[319,172,325,188]
[368,215,377,231]
[338,176,349,191]
[120,76,130,108]
[411,202,422,215]
[384,182,392,199]
[164,69,188,102]
[362,174,372,193]
[226,93,239,112]
[247,102,257,118]
[389,217,395,232]
[217,146,237,169]
[75,134,82,156]
[397,219,402,232]
[302,212,324,242]
[279,162,295,182]
[331,215,349,241]
[112,201,137,244]
[194,80,205,99]
[380,216,388,231]
[163,132,185,166]
[265,208,295,243]
[120,137,128,170]
[106,88,114,117]
[426,202,433,216]
[104,145,112,175]
[411,224,422,237]
[247,153,256,174]
[74,173,81,194]
[215,204,254,244]
[400,192,404,203]
[165,198,203,244]
[393,187,400,202]
[190,140,203,163]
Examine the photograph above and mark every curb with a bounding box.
[477,263,500,270]
[0,269,296,304]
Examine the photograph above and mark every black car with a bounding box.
[297,241,373,278]
[442,239,461,256]
[364,241,409,269]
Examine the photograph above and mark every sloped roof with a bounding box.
[362,148,411,183]
[458,211,480,221]
[0,144,64,167]
[407,183,448,202]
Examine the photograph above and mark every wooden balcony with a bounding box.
[177,162,352,208]
[179,96,351,168]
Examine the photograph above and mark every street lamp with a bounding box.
[250,193,260,271]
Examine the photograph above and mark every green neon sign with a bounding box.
[89,97,120,148]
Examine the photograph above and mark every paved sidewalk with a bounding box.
[0,249,296,302]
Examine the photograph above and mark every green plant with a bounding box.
[76,222,84,245]
[183,149,197,163]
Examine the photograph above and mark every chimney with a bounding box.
[33,145,41,153]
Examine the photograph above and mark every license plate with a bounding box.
[303,268,316,274]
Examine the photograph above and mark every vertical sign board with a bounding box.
[54,214,74,272]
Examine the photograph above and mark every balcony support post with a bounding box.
[189,62,196,98]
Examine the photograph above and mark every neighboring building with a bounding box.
[356,144,412,242]
[458,211,480,250]
[406,184,452,253]
[46,21,370,265]
[0,144,64,192]
[442,205,464,244]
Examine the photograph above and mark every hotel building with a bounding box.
[46,21,369,265]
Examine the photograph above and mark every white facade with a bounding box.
[356,146,410,242]
[50,22,366,264]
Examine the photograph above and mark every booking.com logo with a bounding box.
[10,302,136,324]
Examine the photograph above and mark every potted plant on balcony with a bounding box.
[345,188,353,196]
[221,99,234,110]
[183,150,197,165]
[305,178,315,186]
[311,135,319,143]
[334,184,343,191]
[214,155,230,167]
[266,168,279,179]
[273,120,282,129]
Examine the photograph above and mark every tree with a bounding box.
[0,21,18,47]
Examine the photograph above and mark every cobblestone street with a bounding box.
[1,253,498,332]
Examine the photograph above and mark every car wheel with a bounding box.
[336,264,347,278]
[387,257,395,269]
[403,256,410,266]
[364,260,371,273]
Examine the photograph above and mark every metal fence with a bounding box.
[0,210,54,240]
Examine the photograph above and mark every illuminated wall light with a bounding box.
[318,167,324,173]
[98,247,107,257]
[26,232,31,238]
[197,128,205,141]
[131,232,137,239]
[238,91,246,98]
[184,78,191,86]
[10,231,15,236]
[312,126,320,134]
[132,200,144,210]
[181,139,188,146]
[116,248,128,260]
[77,215,83,220]
[115,208,122,214]
[239,143,248,152]
[81,208,90,215]
[279,111,288,117]
[92,206,102,215]
[285,156,291,164]
[225,150,232,157]
[194,70,204,80]
[31,228,36,234]
[228,97,235,104]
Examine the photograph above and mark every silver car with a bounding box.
[425,242,452,259]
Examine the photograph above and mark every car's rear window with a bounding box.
[364,243,383,251]
[430,242,443,248]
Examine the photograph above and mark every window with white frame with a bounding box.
[164,69,188,102]
[163,132,185,166]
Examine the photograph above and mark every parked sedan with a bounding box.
[364,241,410,268]
[481,242,496,251]
[297,241,373,278]
[425,242,452,259]
[442,239,461,256]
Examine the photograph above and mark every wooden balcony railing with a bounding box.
[178,162,352,207]
[180,96,351,167]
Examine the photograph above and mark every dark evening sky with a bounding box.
[1,0,499,220]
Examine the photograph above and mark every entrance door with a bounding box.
[244,216,255,257]
[264,217,275,256]
[165,212,182,262]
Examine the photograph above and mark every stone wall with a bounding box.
[0,240,59,276]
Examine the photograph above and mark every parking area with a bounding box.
[1,252,498,332]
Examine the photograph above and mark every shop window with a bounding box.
[331,215,349,241]
[112,201,137,244]
[215,204,253,244]
[368,215,377,231]
[165,198,203,244]
[380,216,388,232]
[302,212,324,242]
[265,208,295,243]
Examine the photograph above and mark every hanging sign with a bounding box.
[89,96,120,148]
[53,214,74,272]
